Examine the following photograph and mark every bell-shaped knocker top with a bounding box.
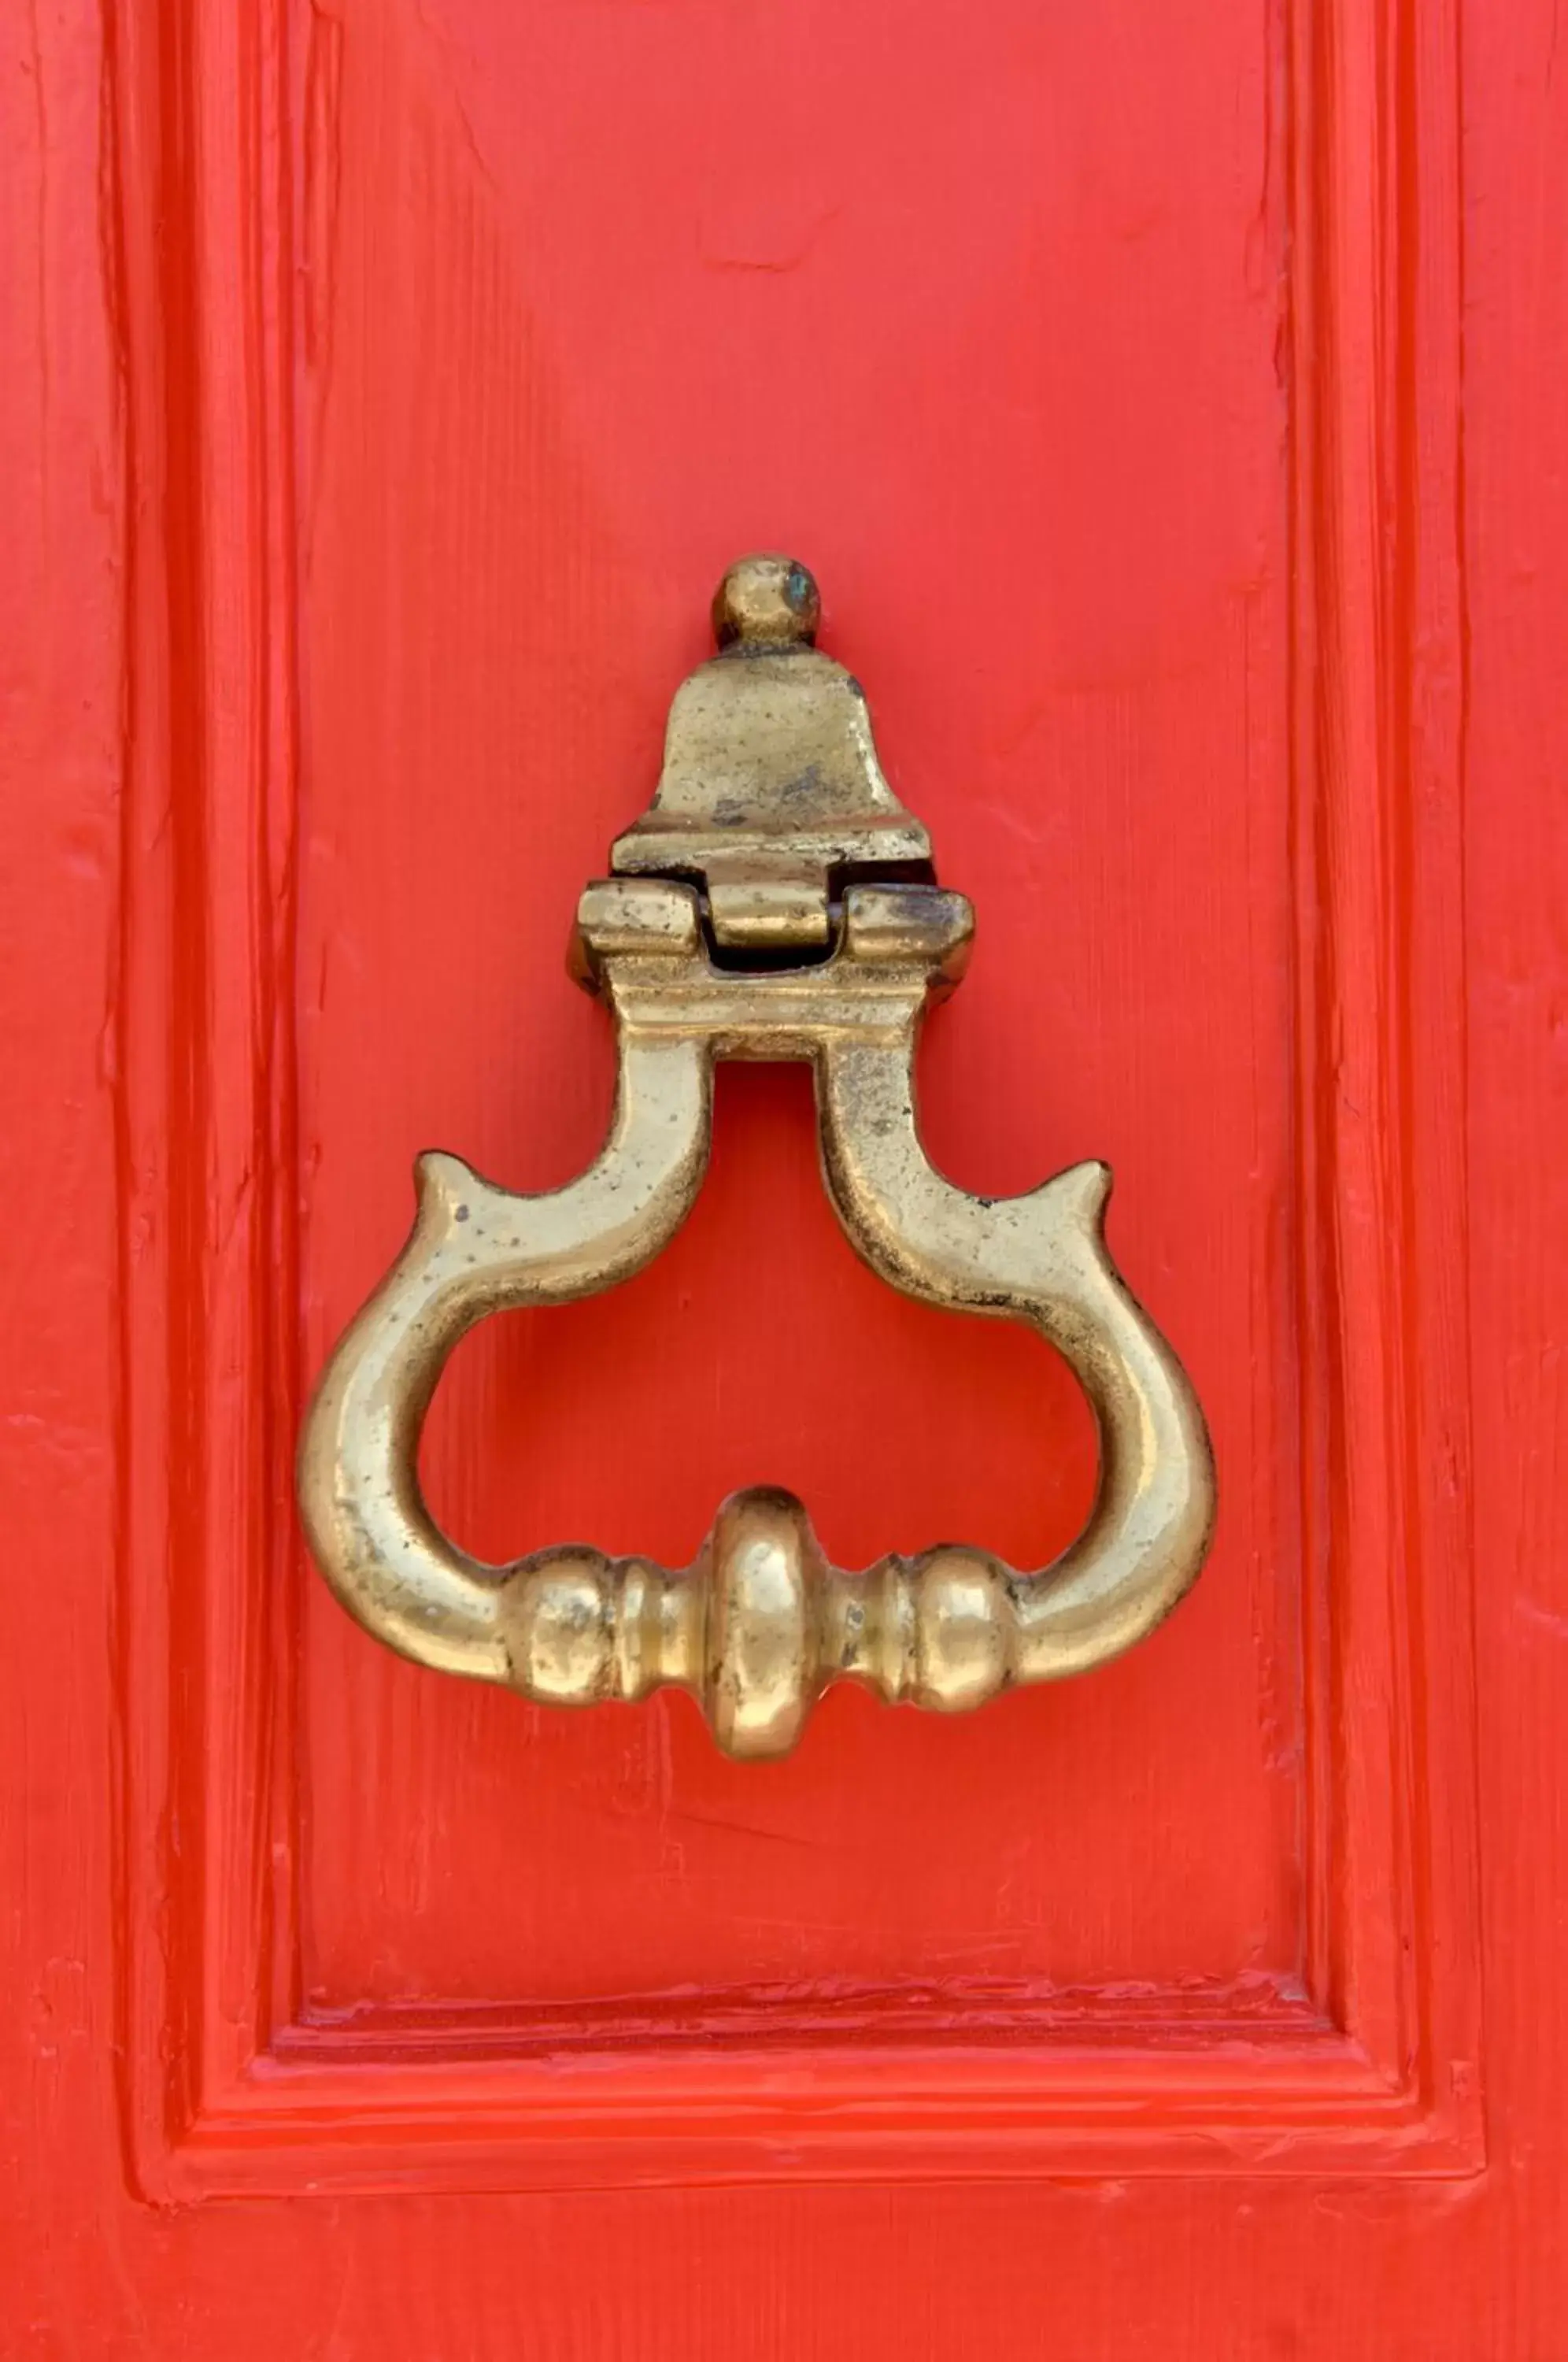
[298,557,1216,1758]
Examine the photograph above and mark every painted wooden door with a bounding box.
[6,0,1566,2351]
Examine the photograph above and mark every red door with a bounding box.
[7,0,1566,2349]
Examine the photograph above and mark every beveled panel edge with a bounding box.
[107,0,1483,2195]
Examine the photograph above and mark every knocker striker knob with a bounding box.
[298,557,1216,1759]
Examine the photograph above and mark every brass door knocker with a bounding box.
[298,557,1215,1758]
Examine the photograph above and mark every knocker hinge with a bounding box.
[600,554,937,961]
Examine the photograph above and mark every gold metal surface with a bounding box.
[298,557,1216,1759]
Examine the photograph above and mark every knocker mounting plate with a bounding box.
[298,557,1215,1757]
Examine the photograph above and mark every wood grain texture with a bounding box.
[4,0,1563,2348]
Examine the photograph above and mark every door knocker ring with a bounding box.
[298,557,1216,1758]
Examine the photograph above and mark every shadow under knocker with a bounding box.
[298,556,1216,1758]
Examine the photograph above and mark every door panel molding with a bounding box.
[108,0,1481,2195]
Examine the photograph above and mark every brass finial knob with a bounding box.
[712,553,821,649]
